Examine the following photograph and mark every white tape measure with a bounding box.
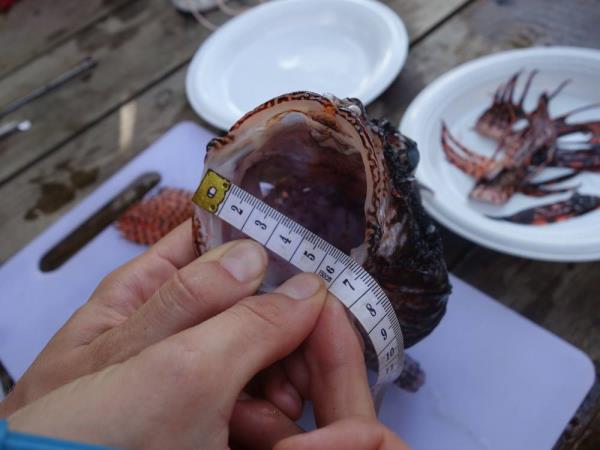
[193,170,404,392]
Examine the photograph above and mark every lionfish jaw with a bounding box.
[469,169,521,205]
[474,110,519,141]
[192,92,450,354]
[550,146,600,171]
[489,192,600,225]
[440,122,495,179]
[469,184,512,205]
[473,71,538,141]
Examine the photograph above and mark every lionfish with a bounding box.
[117,92,451,391]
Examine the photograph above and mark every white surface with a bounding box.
[0,122,594,449]
[186,0,408,129]
[170,0,218,13]
[379,276,594,450]
[401,47,600,262]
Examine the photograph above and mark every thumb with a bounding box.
[173,273,328,402]
[89,240,267,367]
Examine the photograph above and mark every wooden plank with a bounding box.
[0,69,195,262]
[0,0,467,187]
[0,0,136,79]
[381,0,469,43]
[367,0,600,124]
[0,0,219,186]
[0,0,469,263]
[0,0,463,183]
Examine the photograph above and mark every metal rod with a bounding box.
[0,57,97,119]
[0,119,31,141]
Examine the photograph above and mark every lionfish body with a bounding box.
[192,92,451,390]
[115,92,451,392]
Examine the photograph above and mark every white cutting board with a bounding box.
[0,122,594,449]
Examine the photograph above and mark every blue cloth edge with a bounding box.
[0,420,119,450]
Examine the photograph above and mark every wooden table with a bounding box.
[0,0,598,447]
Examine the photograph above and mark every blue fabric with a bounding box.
[0,420,119,450]
[0,419,7,448]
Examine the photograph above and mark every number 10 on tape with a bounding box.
[193,170,404,391]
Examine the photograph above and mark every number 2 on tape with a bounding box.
[193,169,404,390]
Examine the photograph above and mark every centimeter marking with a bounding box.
[194,171,404,388]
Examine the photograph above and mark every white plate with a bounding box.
[401,47,600,262]
[187,0,408,130]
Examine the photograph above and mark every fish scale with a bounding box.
[193,169,405,395]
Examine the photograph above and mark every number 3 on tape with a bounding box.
[193,169,404,392]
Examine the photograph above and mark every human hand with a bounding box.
[0,220,270,416]
[8,277,408,450]
[2,218,409,449]
[8,269,331,449]
[230,295,410,450]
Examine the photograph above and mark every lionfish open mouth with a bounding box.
[115,91,451,391]
[193,92,451,352]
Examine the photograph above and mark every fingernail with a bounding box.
[280,380,303,418]
[220,241,267,283]
[282,380,302,405]
[276,273,322,300]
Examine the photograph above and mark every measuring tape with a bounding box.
[193,169,404,392]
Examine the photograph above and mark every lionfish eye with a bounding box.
[406,143,420,174]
